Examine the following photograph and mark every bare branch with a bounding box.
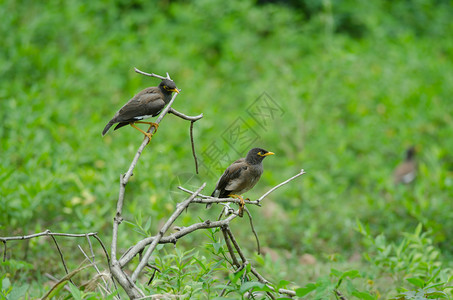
[41,262,93,300]
[177,187,261,206]
[111,89,182,261]
[190,121,199,174]
[130,183,206,282]
[49,234,74,285]
[257,169,306,202]
[2,240,6,262]
[221,226,240,268]
[167,108,203,174]
[134,68,171,80]
[119,213,237,267]
[78,245,112,294]
[0,230,98,241]
[168,108,203,121]
[244,207,260,255]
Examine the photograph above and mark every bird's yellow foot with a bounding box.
[130,123,155,144]
[229,194,245,217]
[136,121,159,133]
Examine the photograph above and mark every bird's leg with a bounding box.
[135,121,159,133]
[130,123,153,144]
[228,194,244,217]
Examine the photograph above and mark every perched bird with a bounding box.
[394,146,417,184]
[210,148,274,217]
[102,79,179,142]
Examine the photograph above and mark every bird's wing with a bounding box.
[212,158,247,197]
[113,90,165,122]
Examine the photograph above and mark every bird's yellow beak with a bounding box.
[171,88,180,94]
[262,152,275,156]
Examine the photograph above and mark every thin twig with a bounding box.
[86,234,95,262]
[167,107,203,174]
[219,279,232,297]
[244,207,260,255]
[257,169,306,203]
[130,183,206,282]
[335,289,347,300]
[41,262,92,300]
[92,234,120,298]
[225,228,247,263]
[2,240,6,262]
[49,234,74,285]
[168,107,203,121]
[134,67,171,80]
[111,86,181,262]
[177,187,261,206]
[44,274,72,293]
[0,230,98,241]
[190,121,199,174]
[78,245,111,295]
[119,213,237,267]
[221,226,240,268]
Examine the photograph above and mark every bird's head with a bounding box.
[406,146,416,160]
[160,79,179,94]
[246,148,275,164]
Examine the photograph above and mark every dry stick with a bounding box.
[257,169,306,203]
[243,207,260,255]
[49,234,74,285]
[168,108,203,174]
[225,228,247,263]
[119,213,237,267]
[86,234,95,261]
[134,67,172,81]
[111,89,181,261]
[130,183,206,282]
[78,245,112,296]
[41,262,93,300]
[225,228,279,299]
[2,240,6,262]
[0,230,98,241]
[109,88,183,298]
[190,121,199,174]
[221,226,240,268]
[177,187,261,206]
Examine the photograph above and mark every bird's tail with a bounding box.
[102,121,114,136]
[206,190,219,209]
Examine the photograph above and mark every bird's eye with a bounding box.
[257,152,262,156]
[163,85,168,90]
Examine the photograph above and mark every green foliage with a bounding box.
[2,0,453,298]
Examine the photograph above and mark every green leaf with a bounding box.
[340,270,360,280]
[2,277,11,290]
[330,268,342,277]
[406,277,425,288]
[239,281,265,293]
[277,280,291,289]
[296,283,317,297]
[7,284,29,300]
[351,290,376,300]
[68,283,83,299]
[143,217,152,232]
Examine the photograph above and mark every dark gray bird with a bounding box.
[102,79,179,142]
[394,146,417,184]
[209,148,274,217]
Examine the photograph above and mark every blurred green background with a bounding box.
[1,0,453,298]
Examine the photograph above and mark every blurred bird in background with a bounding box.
[394,146,417,184]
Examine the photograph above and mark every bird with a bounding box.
[209,147,274,217]
[394,146,417,184]
[102,79,179,142]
